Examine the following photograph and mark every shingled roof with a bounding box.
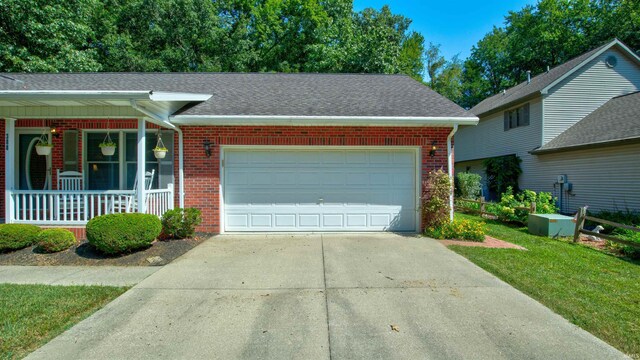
[0,72,475,119]
[471,39,639,117]
[532,91,640,154]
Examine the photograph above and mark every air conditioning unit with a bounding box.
[557,175,567,184]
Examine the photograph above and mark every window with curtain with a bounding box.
[85,131,174,190]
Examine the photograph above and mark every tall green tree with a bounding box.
[425,43,463,103]
[0,0,102,72]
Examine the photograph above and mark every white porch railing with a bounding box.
[8,184,174,225]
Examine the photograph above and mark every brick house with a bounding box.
[0,73,477,235]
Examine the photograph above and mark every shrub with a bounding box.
[456,172,482,199]
[36,229,76,253]
[426,219,486,242]
[0,224,42,251]
[495,187,558,224]
[483,155,522,198]
[161,208,202,239]
[421,170,451,230]
[86,213,162,254]
[607,229,640,259]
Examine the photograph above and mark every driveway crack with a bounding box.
[321,234,333,360]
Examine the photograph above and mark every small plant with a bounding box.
[426,219,486,242]
[161,208,202,239]
[0,224,42,251]
[456,172,482,199]
[153,146,168,151]
[98,141,117,148]
[36,228,76,253]
[421,169,452,230]
[36,139,53,147]
[495,187,558,224]
[86,213,162,254]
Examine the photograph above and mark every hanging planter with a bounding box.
[35,130,52,156]
[153,131,168,159]
[99,132,116,156]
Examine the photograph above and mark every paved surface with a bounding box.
[0,265,159,286]
[26,234,628,360]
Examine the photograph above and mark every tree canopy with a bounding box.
[0,0,638,108]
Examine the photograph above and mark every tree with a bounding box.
[424,43,463,103]
[0,0,102,72]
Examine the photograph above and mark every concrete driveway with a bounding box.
[27,234,627,360]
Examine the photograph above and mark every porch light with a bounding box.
[429,141,438,157]
[50,126,60,138]
[203,139,212,158]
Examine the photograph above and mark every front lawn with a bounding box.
[0,284,127,359]
[450,213,640,356]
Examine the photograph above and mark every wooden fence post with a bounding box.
[479,196,486,217]
[573,206,586,243]
[530,202,536,214]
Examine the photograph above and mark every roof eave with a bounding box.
[0,90,212,102]
[169,115,479,127]
[531,137,640,155]
[473,93,542,118]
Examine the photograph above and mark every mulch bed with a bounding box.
[0,235,210,266]
[440,235,526,250]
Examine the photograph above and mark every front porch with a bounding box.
[3,117,179,226]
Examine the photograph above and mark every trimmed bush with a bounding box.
[426,219,486,242]
[36,229,76,253]
[161,208,202,239]
[0,224,42,252]
[86,213,162,255]
[421,169,451,230]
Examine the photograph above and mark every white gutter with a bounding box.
[131,100,185,208]
[170,115,479,127]
[447,124,458,222]
[0,90,212,102]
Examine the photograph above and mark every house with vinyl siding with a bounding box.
[454,39,640,213]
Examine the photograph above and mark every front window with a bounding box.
[85,130,173,190]
[504,103,530,130]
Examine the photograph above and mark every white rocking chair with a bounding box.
[56,170,84,221]
[57,170,84,191]
[112,169,155,213]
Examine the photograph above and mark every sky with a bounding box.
[353,0,537,60]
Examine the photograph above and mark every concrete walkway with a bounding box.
[0,265,159,286]
[26,234,628,360]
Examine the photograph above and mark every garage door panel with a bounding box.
[223,149,417,232]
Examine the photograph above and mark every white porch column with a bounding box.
[137,118,147,213]
[5,118,16,223]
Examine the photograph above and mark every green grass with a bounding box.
[0,284,127,359]
[450,213,640,356]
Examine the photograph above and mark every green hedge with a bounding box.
[0,224,42,252]
[161,208,202,239]
[86,213,162,255]
[36,229,76,253]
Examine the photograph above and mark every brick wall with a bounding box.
[180,126,452,233]
[1,120,453,233]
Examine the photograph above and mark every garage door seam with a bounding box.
[321,234,333,360]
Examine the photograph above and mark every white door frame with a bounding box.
[15,128,52,190]
[219,145,422,233]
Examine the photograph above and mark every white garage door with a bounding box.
[223,148,417,232]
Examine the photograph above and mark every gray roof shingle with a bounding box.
[0,72,475,118]
[471,41,612,117]
[533,91,640,153]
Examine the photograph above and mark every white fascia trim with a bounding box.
[170,115,479,127]
[0,90,212,102]
[541,39,640,95]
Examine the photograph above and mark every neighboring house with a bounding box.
[455,39,640,213]
[0,73,477,235]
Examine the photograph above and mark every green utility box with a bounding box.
[528,214,576,237]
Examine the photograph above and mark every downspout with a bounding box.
[131,100,184,208]
[447,124,458,222]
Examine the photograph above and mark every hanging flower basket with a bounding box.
[153,147,168,159]
[99,132,116,156]
[153,131,168,159]
[35,142,53,156]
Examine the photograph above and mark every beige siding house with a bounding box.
[455,39,640,213]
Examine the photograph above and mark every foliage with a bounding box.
[461,0,640,108]
[0,284,126,359]
[426,218,486,242]
[153,146,168,151]
[495,187,558,224]
[35,229,77,253]
[452,213,640,355]
[425,42,464,103]
[86,213,162,254]
[421,169,451,230]
[455,172,482,199]
[483,155,522,197]
[589,209,640,259]
[0,224,42,252]
[160,207,203,239]
[98,141,116,147]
